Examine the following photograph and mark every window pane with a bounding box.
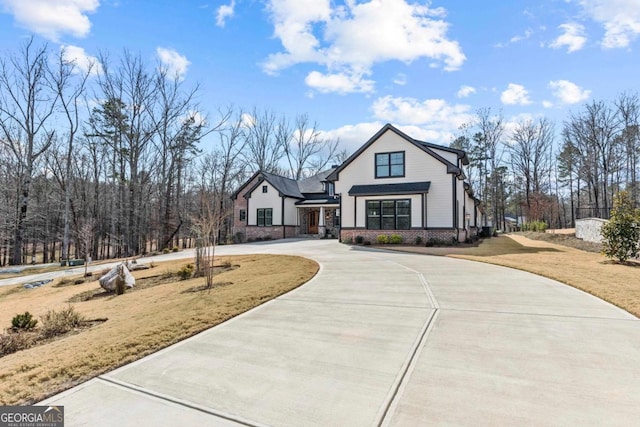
[390,152,403,164]
[376,165,389,177]
[382,201,395,215]
[367,201,380,216]
[396,216,410,230]
[266,209,272,226]
[367,217,380,229]
[376,153,389,166]
[396,200,410,215]
[257,209,264,226]
[382,217,395,229]
[390,164,403,176]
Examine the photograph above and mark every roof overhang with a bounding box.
[348,181,431,196]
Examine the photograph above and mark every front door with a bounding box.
[308,210,318,234]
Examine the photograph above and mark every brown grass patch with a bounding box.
[383,234,640,318]
[0,254,318,405]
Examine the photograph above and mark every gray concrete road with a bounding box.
[39,239,640,426]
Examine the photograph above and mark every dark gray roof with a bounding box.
[348,181,431,196]
[295,198,340,206]
[245,171,304,199]
[415,140,470,165]
[297,167,338,193]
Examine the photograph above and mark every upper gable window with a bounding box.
[375,152,405,178]
[262,185,268,193]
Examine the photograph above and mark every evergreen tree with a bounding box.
[601,191,640,263]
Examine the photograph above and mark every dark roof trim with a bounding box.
[295,199,340,206]
[243,172,304,200]
[231,171,261,200]
[326,124,461,181]
[348,181,431,196]
[416,140,470,165]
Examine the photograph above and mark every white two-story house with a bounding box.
[232,124,481,243]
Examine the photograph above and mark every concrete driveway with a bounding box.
[40,239,640,426]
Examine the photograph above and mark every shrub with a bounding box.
[355,235,364,244]
[377,235,389,244]
[11,312,37,332]
[0,332,35,356]
[389,234,403,244]
[40,306,85,339]
[172,246,180,253]
[521,220,548,232]
[414,236,423,245]
[342,237,352,244]
[162,248,171,254]
[233,232,245,244]
[601,191,640,263]
[177,263,194,280]
[263,235,272,241]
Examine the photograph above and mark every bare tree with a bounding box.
[0,38,58,264]
[284,113,340,179]
[509,118,554,220]
[242,107,285,174]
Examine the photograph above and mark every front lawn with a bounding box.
[0,254,318,405]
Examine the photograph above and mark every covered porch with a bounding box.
[295,199,340,238]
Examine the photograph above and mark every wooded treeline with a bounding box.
[453,94,640,231]
[0,39,339,265]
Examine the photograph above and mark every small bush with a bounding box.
[11,312,38,332]
[177,263,194,280]
[162,248,171,254]
[172,246,180,253]
[233,232,245,244]
[40,306,85,339]
[521,220,548,232]
[377,235,389,244]
[343,237,352,244]
[263,235,272,241]
[414,236,423,245]
[355,235,364,244]
[389,234,403,244]
[0,332,35,356]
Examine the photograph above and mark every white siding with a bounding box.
[284,198,298,225]
[247,181,282,225]
[429,146,458,165]
[334,129,455,228]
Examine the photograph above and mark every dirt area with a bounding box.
[0,254,318,405]
[380,234,640,318]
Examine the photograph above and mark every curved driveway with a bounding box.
[41,239,640,426]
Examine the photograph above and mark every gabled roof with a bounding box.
[348,181,431,196]
[416,140,470,165]
[298,167,338,193]
[326,124,461,181]
[245,171,304,199]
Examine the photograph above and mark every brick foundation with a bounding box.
[241,226,300,241]
[339,229,461,244]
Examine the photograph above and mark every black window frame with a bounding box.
[375,151,405,179]
[257,208,273,226]
[239,209,246,222]
[262,185,268,193]
[366,199,411,230]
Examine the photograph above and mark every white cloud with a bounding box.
[548,79,591,104]
[456,85,476,98]
[371,95,473,143]
[263,0,465,94]
[550,23,587,52]
[60,44,102,75]
[216,0,235,27]
[393,73,407,86]
[542,100,554,108]
[501,83,532,105]
[304,70,374,94]
[156,47,190,80]
[0,0,99,41]
[578,0,640,48]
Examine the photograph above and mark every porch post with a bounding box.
[318,206,326,237]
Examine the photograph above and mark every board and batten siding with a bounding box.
[283,197,298,225]
[247,181,283,226]
[334,129,453,228]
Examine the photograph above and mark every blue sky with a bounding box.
[0,0,638,153]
